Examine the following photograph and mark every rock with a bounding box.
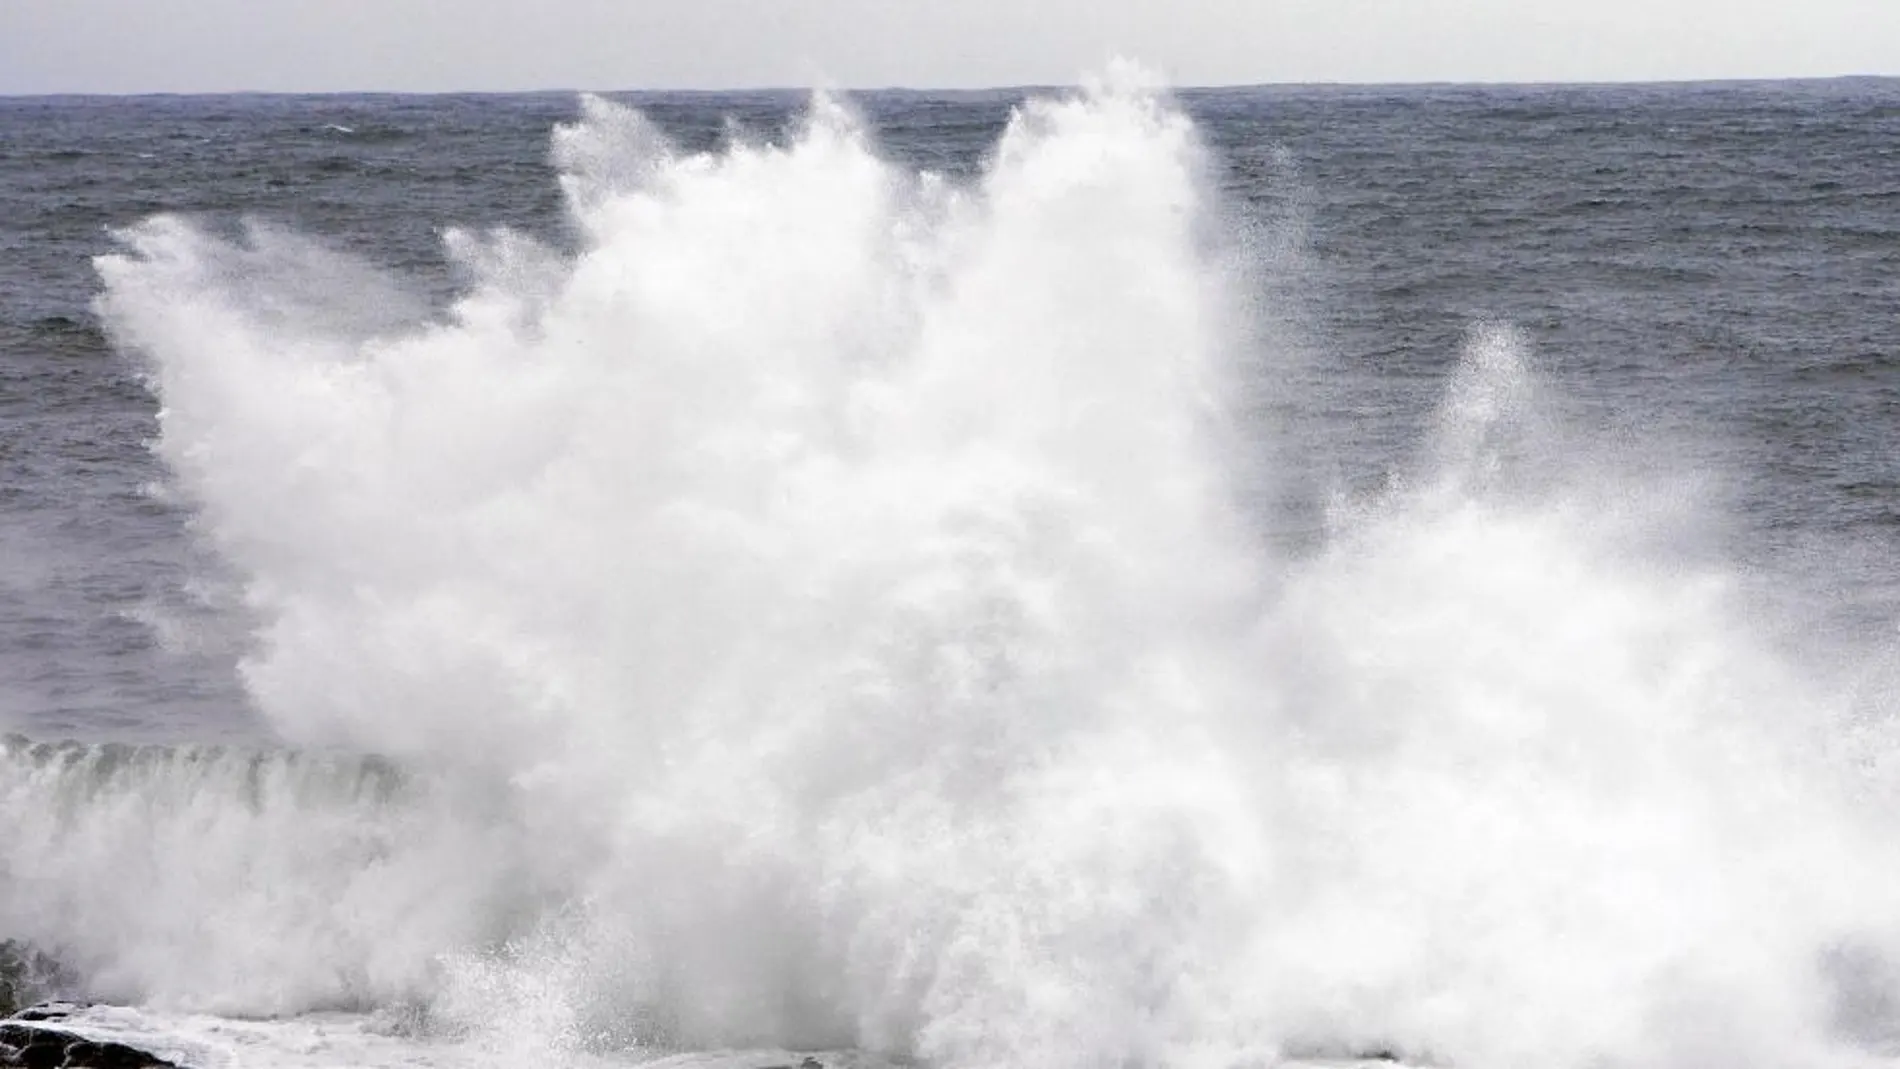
[0,1023,178,1069]
[0,940,178,1068]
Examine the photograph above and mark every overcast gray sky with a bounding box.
[2,0,1896,94]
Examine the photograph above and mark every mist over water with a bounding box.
[16,71,1895,1068]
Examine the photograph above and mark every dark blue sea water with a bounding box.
[3,80,1900,1069]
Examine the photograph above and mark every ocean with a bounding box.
[2,72,1899,1068]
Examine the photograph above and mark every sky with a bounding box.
[2,0,1897,94]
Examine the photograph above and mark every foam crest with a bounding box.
[0,736,530,1016]
[77,77,1900,1069]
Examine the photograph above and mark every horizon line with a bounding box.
[3,72,1897,100]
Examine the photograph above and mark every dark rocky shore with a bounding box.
[0,1009,177,1069]
[1,945,178,1068]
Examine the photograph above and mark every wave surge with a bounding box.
[47,72,1900,1069]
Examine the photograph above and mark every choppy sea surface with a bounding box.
[2,76,1900,1069]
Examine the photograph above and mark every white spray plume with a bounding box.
[53,71,1900,1069]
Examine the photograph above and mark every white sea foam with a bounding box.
[39,68,1900,1068]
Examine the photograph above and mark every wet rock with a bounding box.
[0,1023,178,1069]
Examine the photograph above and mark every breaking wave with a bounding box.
[28,68,1900,1068]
